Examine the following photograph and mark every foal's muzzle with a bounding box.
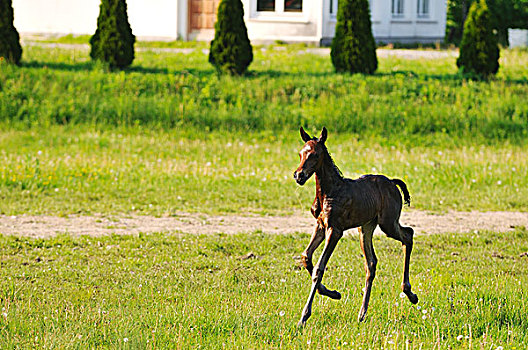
[293,171,308,185]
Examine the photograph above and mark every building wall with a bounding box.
[12,0,445,44]
[241,0,322,44]
[322,0,447,44]
[13,0,179,40]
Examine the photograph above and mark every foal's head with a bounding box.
[293,127,327,186]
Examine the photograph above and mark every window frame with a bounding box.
[391,0,404,18]
[416,0,430,18]
[330,0,374,20]
[252,0,305,20]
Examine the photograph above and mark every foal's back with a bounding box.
[331,174,404,231]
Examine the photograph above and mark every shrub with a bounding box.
[90,0,135,69]
[209,0,253,76]
[456,0,499,77]
[0,0,22,65]
[330,0,377,74]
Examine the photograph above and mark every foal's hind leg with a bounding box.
[380,221,419,305]
[358,220,378,322]
[400,225,418,304]
[301,222,341,300]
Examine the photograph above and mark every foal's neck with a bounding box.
[315,147,344,195]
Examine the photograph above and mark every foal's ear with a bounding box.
[300,127,312,142]
[318,127,328,144]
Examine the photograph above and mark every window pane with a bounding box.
[417,0,429,16]
[285,0,302,12]
[392,0,404,15]
[257,0,275,11]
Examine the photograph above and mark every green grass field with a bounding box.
[1,41,528,349]
[1,229,527,348]
[1,42,527,215]
[1,127,527,216]
[1,43,527,142]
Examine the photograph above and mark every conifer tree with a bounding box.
[331,0,377,74]
[0,0,22,65]
[456,0,499,77]
[209,0,253,75]
[90,0,135,69]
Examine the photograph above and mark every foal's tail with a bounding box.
[391,178,411,206]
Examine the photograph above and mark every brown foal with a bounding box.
[293,127,418,326]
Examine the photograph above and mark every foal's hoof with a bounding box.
[358,308,368,322]
[318,285,342,300]
[326,290,342,300]
[407,292,419,304]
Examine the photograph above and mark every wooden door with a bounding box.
[190,0,221,30]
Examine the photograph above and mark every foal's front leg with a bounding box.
[301,222,341,300]
[298,227,343,327]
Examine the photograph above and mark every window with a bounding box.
[257,0,275,11]
[331,0,373,19]
[285,0,302,12]
[391,0,404,17]
[256,0,302,13]
[329,0,337,16]
[417,0,429,17]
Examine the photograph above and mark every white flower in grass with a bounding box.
[123,338,129,343]
[307,340,311,345]
[2,312,7,318]
[422,309,427,314]
[496,347,503,350]
[422,315,427,320]
[399,292,406,298]
[457,335,463,341]
[279,311,285,317]
[388,340,395,344]
[497,180,502,185]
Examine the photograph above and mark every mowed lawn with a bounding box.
[1,42,528,349]
[1,229,528,348]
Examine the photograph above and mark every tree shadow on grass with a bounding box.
[22,60,216,77]
[377,70,528,85]
[248,69,337,79]
[20,61,527,85]
[23,60,95,72]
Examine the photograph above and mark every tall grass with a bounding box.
[0,44,527,143]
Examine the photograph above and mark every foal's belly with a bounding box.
[326,206,378,231]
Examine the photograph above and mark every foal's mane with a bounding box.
[319,141,344,180]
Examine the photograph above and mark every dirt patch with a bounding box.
[1,210,527,238]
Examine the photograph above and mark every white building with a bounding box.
[13,0,447,45]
